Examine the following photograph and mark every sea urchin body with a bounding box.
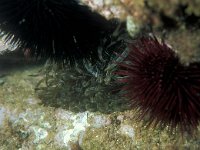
[0,0,115,63]
[117,35,200,133]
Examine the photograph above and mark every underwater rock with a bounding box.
[119,124,135,139]
[26,98,39,105]
[54,110,89,148]
[0,107,6,127]
[29,126,48,144]
[0,79,4,86]
[90,115,111,128]
[126,16,139,37]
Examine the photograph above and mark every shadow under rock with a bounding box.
[0,48,45,75]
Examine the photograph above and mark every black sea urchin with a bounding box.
[0,0,116,64]
[117,35,200,133]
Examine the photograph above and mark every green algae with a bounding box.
[35,60,129,114]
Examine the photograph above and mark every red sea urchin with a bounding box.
[117,35,200,133]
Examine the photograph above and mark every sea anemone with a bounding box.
[0,0,116,64]
[117,35,200,133]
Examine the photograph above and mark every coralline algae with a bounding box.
[54,110,89,148]
[0,107,6,126]
[119,124,135,139]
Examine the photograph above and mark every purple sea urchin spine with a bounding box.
[117,35,200,133]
